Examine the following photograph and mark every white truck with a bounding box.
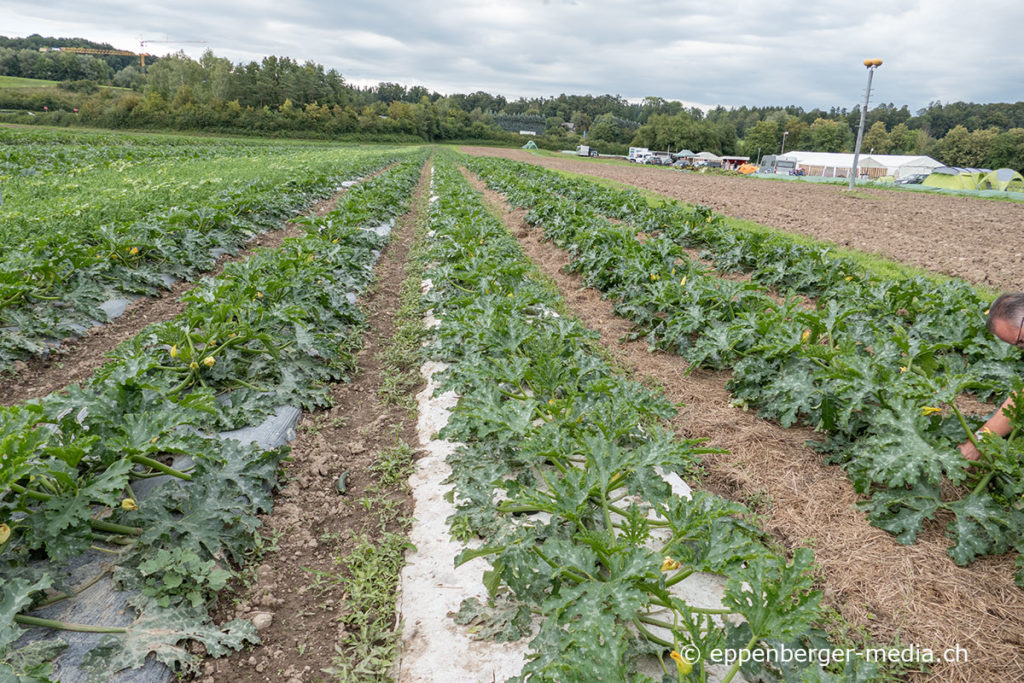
[628,147,650,163]
[576,145,599,157]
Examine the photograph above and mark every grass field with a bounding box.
[0,75,59,89]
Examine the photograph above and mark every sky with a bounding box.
[4,0,1023,112]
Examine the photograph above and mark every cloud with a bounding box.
[3,0,1022,109]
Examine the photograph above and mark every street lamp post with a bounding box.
[849,58,883,189]
[780,130,789,155]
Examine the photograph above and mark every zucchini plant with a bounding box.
[0,154,427,681]
[424,157,877,682]
[465,155,1024,587]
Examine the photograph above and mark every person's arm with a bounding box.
[960,394,1015,460]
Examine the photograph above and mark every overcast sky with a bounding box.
[5,1,1022,111]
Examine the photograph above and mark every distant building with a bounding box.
[519,130,537,136]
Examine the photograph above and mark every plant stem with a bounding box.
[14,614,127,634]
[972,470,996,496]
[531,546,590,583]
[9,483,50,501]
[230,378,265,392]
[721,633,759,683]
[89,545,121,555]
[636,614,676,630]
[96,534,137,546]
[130,454,191,480]
[35,564,115,608]
[631,614,673,648]
[950,403,979,449]
[90,519,142,536]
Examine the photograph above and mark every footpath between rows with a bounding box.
[199,161,431,682]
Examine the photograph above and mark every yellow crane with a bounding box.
[39,46,150,70]
[39,39,206,72]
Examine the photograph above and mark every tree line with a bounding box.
[1,37,1021,171]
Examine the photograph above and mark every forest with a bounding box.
[2,35,1022,171]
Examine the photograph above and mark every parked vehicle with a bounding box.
[895,173,928,185]
[758,155,799,174]
[628,147,650,162]
[645,153,672,166]
[576,145,599,157]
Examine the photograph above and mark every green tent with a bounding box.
[522,140,538,149]
[923,167,983,190]
[979,168,1024,192]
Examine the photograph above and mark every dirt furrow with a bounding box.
[200,162,429,683]
[460,168,1024,683]
[461,146,1024,293]
[0,188,345,406]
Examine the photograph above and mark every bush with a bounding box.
[58,79,100,93]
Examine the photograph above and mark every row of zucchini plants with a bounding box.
[464,155,1024,586]
[0,154,425,681]
[1,145,408,374]
[0,127,301,178]
[422,156,879,681]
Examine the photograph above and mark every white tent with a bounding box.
[864,154,944,178]
[778,151,942,179]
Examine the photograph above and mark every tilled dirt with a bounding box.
[460,168,1024,683]
[199,163,428,683]
[460,147,1024,293]
[0,189,343,406]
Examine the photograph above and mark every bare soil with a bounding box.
[461,147,1024,293]
[198,163,428,683]
[0,189,344,406]
[460,167,1024,683]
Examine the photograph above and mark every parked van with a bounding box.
[628,147,650,162]
[759,155,799,174]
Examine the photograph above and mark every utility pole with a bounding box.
[780,130,789,155]
[850,58,883,189]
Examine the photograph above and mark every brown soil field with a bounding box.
[460,147,1024,293]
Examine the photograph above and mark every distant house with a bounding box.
[519,130,537,136]
[776,151,942,179]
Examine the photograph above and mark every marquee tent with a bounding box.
[776,151,943,179]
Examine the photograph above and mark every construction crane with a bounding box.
[40,39,206,72]
[39,46,151,70]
